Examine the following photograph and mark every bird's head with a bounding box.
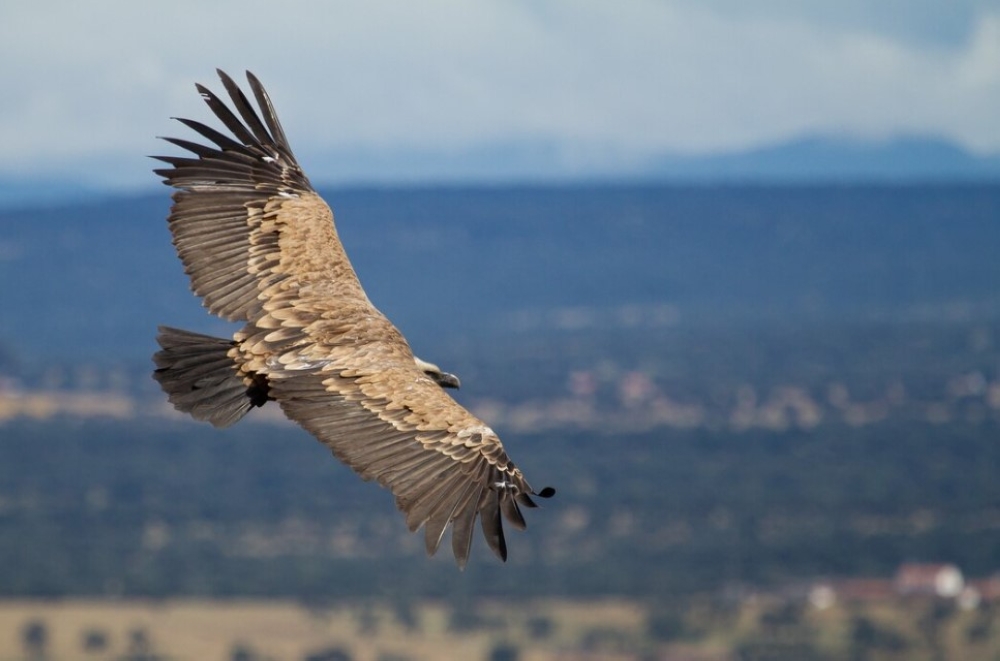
[413,356,461,389]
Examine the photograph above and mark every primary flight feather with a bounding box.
[152,69,553,567]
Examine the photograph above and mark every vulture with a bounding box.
[152,69,553,567]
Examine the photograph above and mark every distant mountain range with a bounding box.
[649,135,1000,182]
[1,135,997,209]
[263,134,1000,186]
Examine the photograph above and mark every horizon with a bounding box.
[1,132,998,211]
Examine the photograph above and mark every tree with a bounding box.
[21,619,48,659]
[303,646,353,661]
[230,643,257,661]
[121,626,162,661]
[851,615,908,657]
[526,615,554,640]
[486,642,519,661]
[81,628,109,654]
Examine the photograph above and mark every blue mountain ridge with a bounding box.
[298,134,1000,185]
[649,135,1000,182]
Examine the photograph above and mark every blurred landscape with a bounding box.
[1,183,999,659]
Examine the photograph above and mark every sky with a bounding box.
[2,1,999,188]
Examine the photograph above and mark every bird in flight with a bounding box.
[152,69,553,567]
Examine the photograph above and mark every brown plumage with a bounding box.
[151,70,553,567]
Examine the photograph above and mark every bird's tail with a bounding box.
[152,326,269,428]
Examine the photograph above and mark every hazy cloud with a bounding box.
[1,1,997,186]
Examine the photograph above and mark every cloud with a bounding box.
[0,1,997,186]
[669,0,995,48]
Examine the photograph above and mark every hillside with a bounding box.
[1,184,998,368]
[0,184,999,606]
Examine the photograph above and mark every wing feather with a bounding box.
[159,136,221,159]
[478,488,506,561]
[173,117,246,153]
[450,483,485,567]
[246,71,294,159]
[216,70,276,147]
[404,469,470,533]
[193,82,262,148]
[500,491,527,531]
[421,487,465,555]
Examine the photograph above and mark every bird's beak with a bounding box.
[434,370,461,389]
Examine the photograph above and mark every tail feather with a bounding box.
[153,326,268,428]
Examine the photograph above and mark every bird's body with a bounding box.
[152,70,551,567]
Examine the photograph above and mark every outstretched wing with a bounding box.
[267,359,552,567]
[152,69,367,323]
